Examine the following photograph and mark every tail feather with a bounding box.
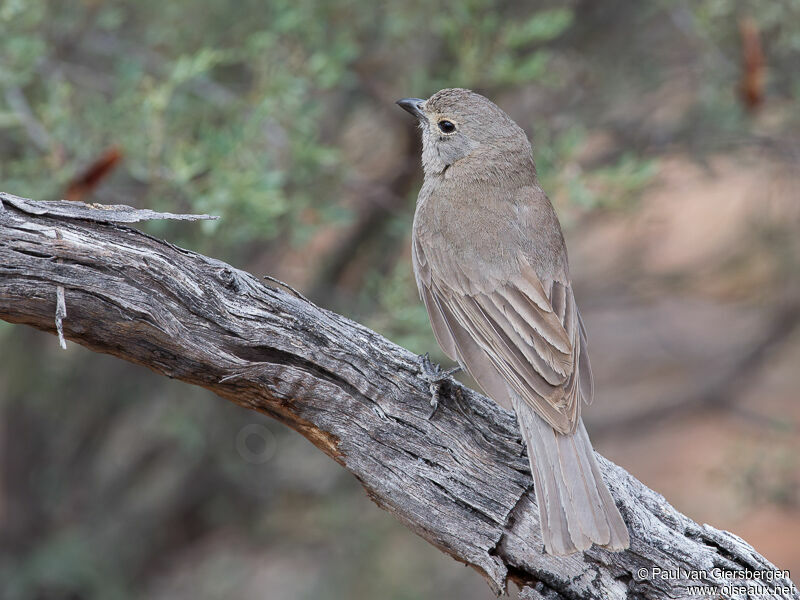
[512,395,629,555]
[585,433,630,551]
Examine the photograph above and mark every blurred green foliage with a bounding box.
[2,1,799,599]
[0,0,583,262]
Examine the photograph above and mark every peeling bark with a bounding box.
[0,192,796,600]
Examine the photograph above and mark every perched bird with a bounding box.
[397,88,629,556]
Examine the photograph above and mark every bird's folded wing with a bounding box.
[419,255,589,434]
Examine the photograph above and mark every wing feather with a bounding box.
[577,309,594,405]
[418,254,591,433]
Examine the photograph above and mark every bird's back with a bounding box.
[412,175,569,295]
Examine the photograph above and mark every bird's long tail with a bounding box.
[512,396,630,555]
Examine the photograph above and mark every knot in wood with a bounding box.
[216,267,240,292]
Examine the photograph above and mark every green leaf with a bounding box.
[504,8,573,48]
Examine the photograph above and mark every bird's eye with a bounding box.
[438,120,456,134]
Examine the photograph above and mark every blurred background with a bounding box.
[1,1,799,598]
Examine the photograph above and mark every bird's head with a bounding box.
[396,88,533,180]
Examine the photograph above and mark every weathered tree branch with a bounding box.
[0,192,796,600]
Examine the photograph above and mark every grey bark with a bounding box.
[0,192,796,600]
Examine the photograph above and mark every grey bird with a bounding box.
[397,88,630,555]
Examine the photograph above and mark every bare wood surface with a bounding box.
[0,192,796,600]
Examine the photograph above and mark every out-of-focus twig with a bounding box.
[739,17,765,113]
[306,153,419,304]
[4,87,53,154]
[65,146,124,201]
[307,68,422,304]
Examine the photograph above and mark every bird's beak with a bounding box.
[396,98,427,121]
